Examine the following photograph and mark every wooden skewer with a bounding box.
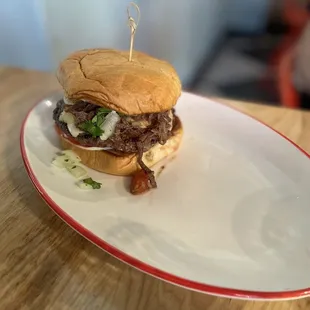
[127,2,140,62]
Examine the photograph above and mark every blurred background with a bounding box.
[1,0,309,108]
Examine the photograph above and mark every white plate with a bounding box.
[21,92,310,300]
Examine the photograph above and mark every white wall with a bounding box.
[135,0,227,85]
[0,0,227,84]
[0,0,272,80]
[43,0,130,69]
[43,0,227,85]
[0,0,52,70]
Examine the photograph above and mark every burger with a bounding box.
[53,48,183,194]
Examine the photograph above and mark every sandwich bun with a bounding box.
[56,117,183,176]
[57,48,182,115]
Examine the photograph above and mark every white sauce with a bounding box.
[64,97,88,105]
[75,145,112,151]
[63,96,75,105]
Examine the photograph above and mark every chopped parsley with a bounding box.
[92,114,104,127]
[98,107,112,114]
[79,120,103,137]
[81,107,113,137]
[83,177,102,189]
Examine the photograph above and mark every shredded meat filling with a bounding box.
[53,99,176,188]
[137,142,157,189]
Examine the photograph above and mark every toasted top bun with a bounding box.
[56,49,182,115]
[57,117,183,176]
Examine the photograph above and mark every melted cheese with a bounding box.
[168,110,173,130]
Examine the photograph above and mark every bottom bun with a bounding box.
[58,117,183,176]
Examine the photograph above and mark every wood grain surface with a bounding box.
[1,66,310,310]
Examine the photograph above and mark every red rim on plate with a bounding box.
[20,94,310,300]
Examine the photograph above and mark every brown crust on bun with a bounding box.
[57,49,182,115]
[57,117,183,176]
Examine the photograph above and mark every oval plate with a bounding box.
[20,92,310,300]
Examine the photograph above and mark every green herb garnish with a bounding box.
[93,108,112,126]
[93,113,105,127]
[85,108,112,136]
[79,120,103,137]
[92,115,97,123]
[83,177,102,189]
[98,107,112,114]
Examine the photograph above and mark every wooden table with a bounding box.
[1,66,310,310]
